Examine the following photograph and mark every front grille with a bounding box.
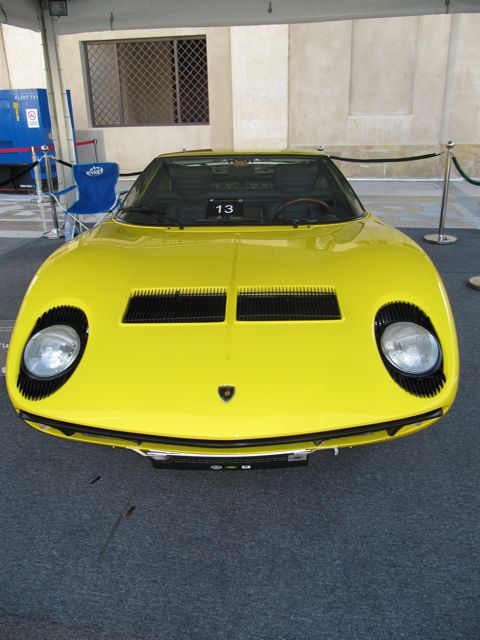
[237,287,341,321]
[149,454,308,469]
[375,302,446,397]
[17,306,89,400]
[123,288,227,323]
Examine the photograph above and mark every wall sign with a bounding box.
[26,108,40,128]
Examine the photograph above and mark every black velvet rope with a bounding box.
[52,157,140,177]
[328,152,442,163]
[452,155,480,186]
[0,162,39,188]
[53,158,73,168]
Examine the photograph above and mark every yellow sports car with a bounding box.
[6,151,459,469]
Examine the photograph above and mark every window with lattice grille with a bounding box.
[84,38,209,126]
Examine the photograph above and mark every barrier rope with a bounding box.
[329,151,442,163]
[52,157,140,177]
[0,161,39,188]
[5,148,452,188]
[0,139,97,154]
[452,155,480,186]
[74,139,97,147]
[0,144,53,154]
[53,151,442,177]
[53,158,72,168]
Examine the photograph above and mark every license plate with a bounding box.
[148,452,309,470]
[207,199,244,218]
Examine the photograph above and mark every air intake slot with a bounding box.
[123,288,227,323]
[237,287,341,321]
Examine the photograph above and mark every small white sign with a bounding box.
[0,328,12,377]
[26,108,40,128]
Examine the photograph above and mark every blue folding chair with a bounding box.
[48,162,126,240]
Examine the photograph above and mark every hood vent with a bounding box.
[237,287,341,321]
[123,288,227,323]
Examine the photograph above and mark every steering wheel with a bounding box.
[272,197,333,220]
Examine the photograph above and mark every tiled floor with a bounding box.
[0,178,135,238]
[0,194,54,237]
[0,178,478,237]
[353,179,480,228]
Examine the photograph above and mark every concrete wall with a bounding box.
[288,14,480,176]
[2,16,480,177]
[231,25,289,150]
[57,27,233,173]
[0,24,46,89]
[0,29,12,88]
[289,16,452,147]
[441,15,480,143]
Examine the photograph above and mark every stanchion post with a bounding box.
[41,145,63,239]
[467,276,480,290]
[31,147,44,205]
[424,141,457,245]
[93,138,98,162]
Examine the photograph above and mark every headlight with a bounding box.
[23,325,81,378]
[380,321,440,375]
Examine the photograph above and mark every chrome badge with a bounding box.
[218,385,235,402]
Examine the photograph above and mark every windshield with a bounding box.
[116,154,365,228]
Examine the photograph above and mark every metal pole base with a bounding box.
[424,233,457,245]
[44,228,64,239]
[467,276,480,290]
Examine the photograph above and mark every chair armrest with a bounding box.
[47,185,77,198]
[110,190,128,211]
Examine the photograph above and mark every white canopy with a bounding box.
[2,0,480,34]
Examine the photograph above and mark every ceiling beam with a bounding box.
[1,0,479,35]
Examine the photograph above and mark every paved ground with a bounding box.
[0,182,479,639]
[0,178,135,238]
[0,178,479,236]
[354,179,480,228]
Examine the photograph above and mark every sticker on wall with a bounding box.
[26,108,40,128]
[0,327,12,377]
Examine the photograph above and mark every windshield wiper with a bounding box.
[194,216,263,225]
[272,218,320,228]
[120,206,184,228]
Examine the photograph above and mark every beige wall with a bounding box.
[289,16,454,147]
[58,27,232,172]
[0,29,11,88]
[287,16,451,177]
[440,15,480,143]
[231,25,289,150]
[2,16,480,177]
[0,25,46,89]
[207,27,234,151]
[287,14,480,176]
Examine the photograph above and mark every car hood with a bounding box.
[7,216,459,439]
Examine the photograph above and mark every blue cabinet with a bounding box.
[0,88,75,189]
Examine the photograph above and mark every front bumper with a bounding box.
[20,408,444,460]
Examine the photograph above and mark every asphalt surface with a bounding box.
[0,230,479,640]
